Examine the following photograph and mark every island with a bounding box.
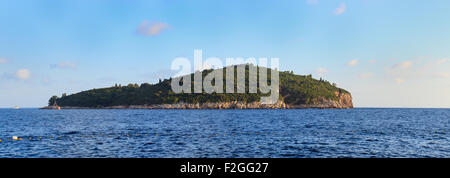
[42,64,353,109]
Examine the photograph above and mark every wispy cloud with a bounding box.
[392,61,413,70]
[432,72,450,78]
[385,57,450,85]
[315,67,328,77]
[347,59,359,67]
[395,78,405,84]
[385,61,414,83]
[436,58,449,65]
[15,69,30,80]
[306,0,319,5]
[334,3,346,15]
[0,58,9,64]
[3,69,31,80]
[50,61,77,69]
[137,21,170,36]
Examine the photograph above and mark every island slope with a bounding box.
[43,65,353,109]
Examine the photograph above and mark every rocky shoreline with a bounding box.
[41,93,353,109]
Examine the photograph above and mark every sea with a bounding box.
[0,108,448,158]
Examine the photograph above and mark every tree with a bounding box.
[48,95,58,106]
[140,83,151,88]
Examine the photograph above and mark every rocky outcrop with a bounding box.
[41,105,60,110]
[287,92,353,109]
[41,92,353,109]
[145,101,289,109]
[42,101,287,109]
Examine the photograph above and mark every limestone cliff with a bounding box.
[286,92,353,109]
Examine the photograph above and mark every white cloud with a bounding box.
[315,67,328,77]
[347,59,359,67]
[359,72,374,79]
[392,61,413,70]
[395,78,405,84]
[436,58,449,65]
[137,21,170,36]
[306,0,319,5]
[334,3,346,15]
[51,61,77,69]
[432,72,450,78]
[15,69,30,80]
[386,58,450,81]
[0,58,9,64]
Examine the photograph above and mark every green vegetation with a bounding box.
[49,65,349,107]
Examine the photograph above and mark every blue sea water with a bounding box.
[0,108,449,158]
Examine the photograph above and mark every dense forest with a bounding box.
[48,64,350,107]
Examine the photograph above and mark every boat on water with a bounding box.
[13,106,19,109]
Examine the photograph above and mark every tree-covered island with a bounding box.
[44,64,353,109]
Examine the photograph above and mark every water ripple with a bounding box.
[0,108,449,158]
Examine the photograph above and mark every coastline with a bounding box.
[42,92,353,110]
[41,101,353,110]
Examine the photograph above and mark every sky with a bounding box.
[1,0,450,108]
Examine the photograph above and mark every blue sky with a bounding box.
[1,0,450,108]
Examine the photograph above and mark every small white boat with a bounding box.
[13,106,19,109]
